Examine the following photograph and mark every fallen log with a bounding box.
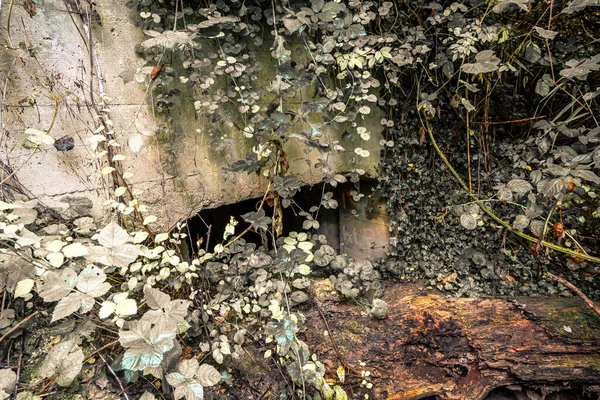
[301,281,600,400]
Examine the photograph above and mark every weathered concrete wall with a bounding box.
[0,0,384,231]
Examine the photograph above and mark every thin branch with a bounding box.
[547,273,600,318]
[471,115,546,125]
[83,339,119,363]
[96,351,130,400]
[0,311,39,344]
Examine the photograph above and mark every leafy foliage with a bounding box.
[1,0,600,398]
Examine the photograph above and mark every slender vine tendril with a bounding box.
[421,115,600,264]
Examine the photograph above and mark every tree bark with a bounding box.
[301,281,600,400]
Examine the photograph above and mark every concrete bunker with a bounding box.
[183,180,390,260]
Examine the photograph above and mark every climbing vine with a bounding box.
[0,0,600,399]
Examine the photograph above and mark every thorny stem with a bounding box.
[422,115,600,264]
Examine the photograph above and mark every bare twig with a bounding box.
[0,311,39,344]
[547,273,600,318]
[83,339,119,363]
[312,300,361,377]
[12,335,25,400]
[96,351,130,400]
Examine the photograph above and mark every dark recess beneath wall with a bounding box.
[183,182,340,256]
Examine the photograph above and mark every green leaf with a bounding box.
[311,0,324,12]
[166,373,204,400]
[524,43,542,63]
[38,339,84,386]
[97,222,130,248]
[560,55,600,79]
[144,287,171,310]
[460,213,477,230]
[282,17,303,34]
[140,297,190,327]
[76,265,110,297]
[513,215,530,231]
[38,269,77,302]
[14,279,34,298]
[506,179,533,196]
[266,316,298,354]
[196,364,221,387]
[119,320,176,371]
[52,292,92,322]
[534,26,558,40]
[563,0,598,14]
[535,74,553,96]
[0,368,16,399]
[62,242,89,258]
[493,0,530,13]
[461,98,475,112]
[571,169,600,184]
[461,50,501,74]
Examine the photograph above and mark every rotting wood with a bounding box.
[301,280,600,400]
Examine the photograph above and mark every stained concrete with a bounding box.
[0,0,384,232]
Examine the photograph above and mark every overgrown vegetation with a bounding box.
[1,0,599,399]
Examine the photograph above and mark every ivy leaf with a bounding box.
[166,373,204,400]
[282,17,303,34]
[317,2,346,22]
[119,320,176,371]
[97,222,129,248]
[76,265,110,297]
[241,209,272,232]
[38,269,77,302]
[141,31,194,50]
[38,339,84,386]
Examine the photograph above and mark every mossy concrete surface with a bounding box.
[0,0,383,231]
